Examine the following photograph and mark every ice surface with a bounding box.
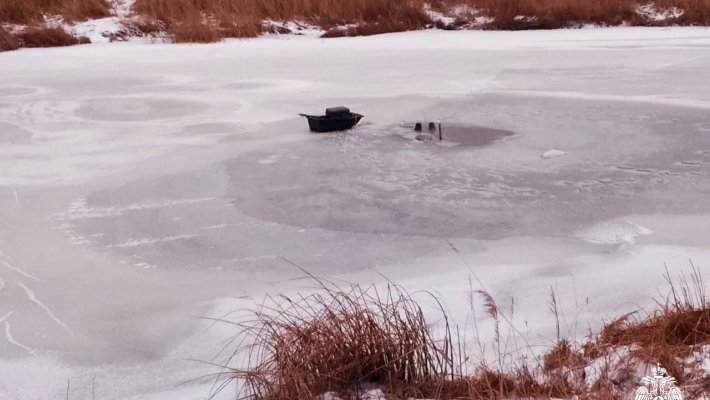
[0,28,710,399]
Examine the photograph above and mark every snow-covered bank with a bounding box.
[1,28,710,399]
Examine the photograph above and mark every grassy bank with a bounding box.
[212,268,709,399]
[0,0,103,51]
[0,0,109,24]
[131,0,710,42]
[2,0,710,50]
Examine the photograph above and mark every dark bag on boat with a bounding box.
[325,107,350,117]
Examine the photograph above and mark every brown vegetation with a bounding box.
[131,0,710,42]
[442,0,710,28]
[213,267,709,400]
[133,0,432,41]
[16,26,90,48]
[2,0,710,48]
[586,268,709,393]
[0,0,109,24]
[0,25,19,51]
[0,0,104,51]
[224,279,455,399]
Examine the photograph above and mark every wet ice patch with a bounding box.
[223,81,271,91]
[0,123,33,142]
[69,75,178,90]
[575,220,654,245]
[396,124,515,147]
[181,122,239,135]
[0,87,37,97]
[222,79,309,92]
[74,97,208,122]
[440,125,516,146]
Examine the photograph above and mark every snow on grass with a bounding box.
[262,20,325,37]
[636,3,685,22]
[69,0,136,43]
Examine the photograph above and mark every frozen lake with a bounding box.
[1,28,710,399]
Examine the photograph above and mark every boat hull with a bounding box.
[300,113,364,133]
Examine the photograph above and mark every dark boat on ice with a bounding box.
[300,107,364,133]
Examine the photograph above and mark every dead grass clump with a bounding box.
[17,26,89,48]
[593,268,708,360]
[322,8,431,37]
[0,25,19,51]
[401,364,577,399]
[580,266,710,394]
[543,339,585,372]
[0,0,109,24]
[214,266,709,400]
[170,15,220,43]
[133,0,431,40]
[120,17,166,38]
[220,277,455,400]
[217,16,262,39]
[447,0,710,28]
[473,0,636,28]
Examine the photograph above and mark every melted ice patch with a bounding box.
[221,79,310,92]
[0,123,33,142]
[0,87,38,97]
[181,122,239,135]
[74,97,209,122]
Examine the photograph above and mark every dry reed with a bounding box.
[133,0,431,41]
[131,0,710,41]
[16,26,90,48]
[3,0,710,47]
[216,275,455,399]
[210,265,709,399]
[0,0,109,24]
[0,25,18,51]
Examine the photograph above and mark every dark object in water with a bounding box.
[300,107,364,133]
[414,122,422,131]
[428,122,436,131]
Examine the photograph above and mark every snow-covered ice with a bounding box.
[542,149,567,159]
[1,27,710,399]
